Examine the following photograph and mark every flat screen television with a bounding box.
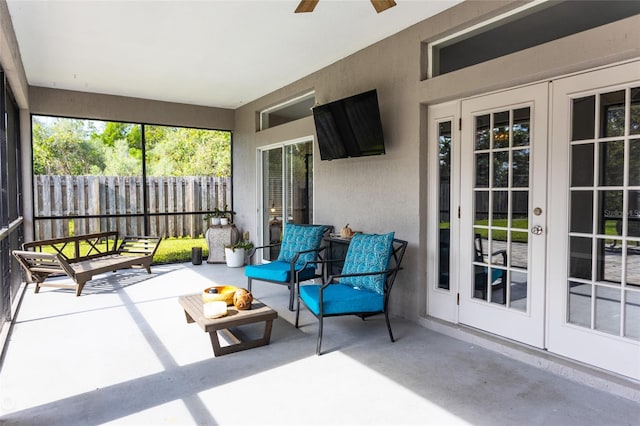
[312,89,386,161]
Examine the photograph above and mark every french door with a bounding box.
[430,62,640,379]
[547,61,640,379]
[459,83,548,348]
[259,139,314,261]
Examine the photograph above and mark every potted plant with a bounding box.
[220,204,236,225]
[204,207,224,226]
[224,238,253,268]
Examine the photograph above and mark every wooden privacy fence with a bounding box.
[34,175,230,240]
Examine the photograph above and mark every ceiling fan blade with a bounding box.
[295,0,319,13]
[370,0,397,13]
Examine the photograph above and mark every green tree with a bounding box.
[102,139,142,176]
[146,127,231,176]
[32,117,231,177]
[32,117,104,175]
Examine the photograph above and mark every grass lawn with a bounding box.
[35,236,210,264]
[154,236,209,264]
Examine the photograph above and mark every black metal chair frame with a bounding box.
[246,225,332,311]
[294,238,408,355]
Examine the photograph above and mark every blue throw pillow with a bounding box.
[277,224,326,265]
[340,232,395,295]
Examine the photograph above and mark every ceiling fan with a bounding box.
[295,0,397,14]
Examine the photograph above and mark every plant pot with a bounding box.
[220,218,229,225]
[224,247,245,267]
[210,217,221,226]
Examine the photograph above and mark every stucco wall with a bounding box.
[29,86,234,130]
[231,1,640,321]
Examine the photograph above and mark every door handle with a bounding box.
[531,225,543,235]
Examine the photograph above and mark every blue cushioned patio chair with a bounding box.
[295,232,408,355]
[245,223,331,311]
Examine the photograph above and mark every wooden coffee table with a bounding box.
[178,293,278,356]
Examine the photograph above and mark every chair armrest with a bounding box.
[490,249,507,266]
[293,257,343,285]
[290,245,327,265]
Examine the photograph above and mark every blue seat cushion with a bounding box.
[299,283,384,315]
[245,260,317,283]
[340,232,395,295]
[277,224,326,265]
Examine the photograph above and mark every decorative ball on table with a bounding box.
[233,288,253,310]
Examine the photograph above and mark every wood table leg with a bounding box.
[207,319,275,356]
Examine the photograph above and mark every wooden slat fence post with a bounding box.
[117,177,127,236]
[64,175,74,237]
[41,175,52,239]
[176,176,184,237]
[158,176,166,238]
[51,175,64,238]
[148,177,158,237]
[88,176,100,234]
[187,177,197,237]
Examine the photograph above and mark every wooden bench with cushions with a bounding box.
[12,232,161,296]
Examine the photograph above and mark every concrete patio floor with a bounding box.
[0,262,638,425]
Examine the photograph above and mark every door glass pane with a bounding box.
[568,281,591,327]
[624,290,640,340]
[631,88,640,135]
[285,141,313,225]
[493,111,510,149]
[599,140,624,186]
[475,191,489,225]
[627,246,640,286]
[438,121,452,290]
[629,190,640,238]
[600,90,625,138]
[510,231,528,269]
[570,191,593,233]
[598,190,623,235]
[512,107,530,147]
[475,153,489,187]
[512,148,530,187]
[594,286,620,336]
[509,270,528,312]
[263,148,283,261]
[572,95,595,141]
[492,191,508,224]
[475,114,490,150]
[511,191,528,229]
[569,236,592,280]
[571,144,594,187]
[596,238,621,284]
[489,228,507,306]
[630,139,640,186]
[493,151,509,187]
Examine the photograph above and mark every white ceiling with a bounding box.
[7,0,461,109]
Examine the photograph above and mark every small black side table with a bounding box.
[323,235,352,276]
